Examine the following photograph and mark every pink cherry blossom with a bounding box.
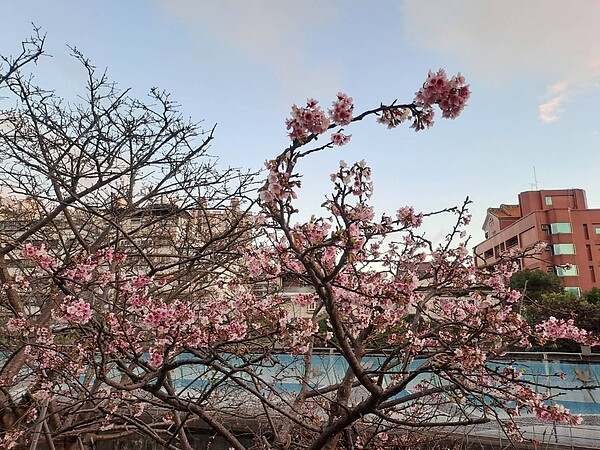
[286,98,330,141]
[396,206,423,228]
[377,107,412,129]
[55,296,92,325]
[0,430,25,449]
[414,69,471,120]
[331,131,351,146]
[329,92,354,126]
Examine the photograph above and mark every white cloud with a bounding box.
[400,0,600,121]
[153,0,341,99]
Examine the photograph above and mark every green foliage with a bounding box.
[509,269,562,303]
[584,287,600,305]
[524,292,579,325]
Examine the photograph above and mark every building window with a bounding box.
[307,300,319,313]
[564,287,581,297]
[583,224,590,239]
[545,196,553,205]
[550,222,572,234]
[556,265,578,276]
[552,244,575,255]
[484,249,494,259]
[506,236,519,248]
[595,227,600,235]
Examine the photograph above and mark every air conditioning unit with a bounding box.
[541,224,549,231]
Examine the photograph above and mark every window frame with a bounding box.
[550,222,572,234]
[564,287,581,297]
[556,265,579,276]
[552,243,576,255]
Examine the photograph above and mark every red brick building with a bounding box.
[474,189,600,296]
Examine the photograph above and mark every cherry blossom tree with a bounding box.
[0,34,256,449]
[1,35,598,450]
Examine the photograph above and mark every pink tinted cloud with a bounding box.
[539,93,566,123]
[401,0,600,121]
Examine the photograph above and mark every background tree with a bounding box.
[1,35,598,450]
[509,268,562,303]
[584,287,600,305]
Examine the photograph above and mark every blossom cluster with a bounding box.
[329,159,373,199]
[259,158,295,204]
[396,206,423,228]
[376,107,411,129]
[285,93,354,143]
[374,69,470,132]
[285,98,331,142]
[55,296,92,325]
[514,385,583,425]
[331,131,351,146]
[536,317,598,346]
[0,430,25,450]
[20,242,56,271]
[414,69,471,119]
[329,92,354,126]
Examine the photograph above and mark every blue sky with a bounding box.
[1,1,599,245]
